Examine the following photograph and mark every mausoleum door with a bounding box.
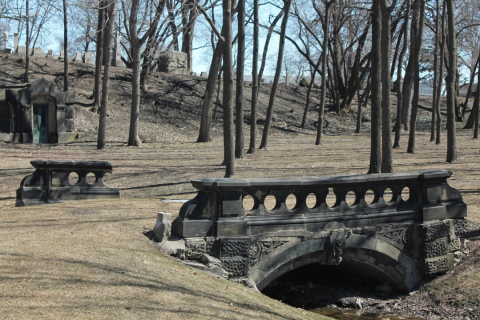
[33,104,48,143]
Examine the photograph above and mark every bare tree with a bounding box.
[380,0,395,173]
[445,0,457,162]
[315,0,334,146]
[123,0,167,146]
[223,0,234,177]
[93,0,105,112]
[235,0,245,159]
[97,0,117,149]
[259,0,292,150]
[393,0,410,148]
[247,0,259,153]
[25,0,29,83]
[406,0,426,154]
[368,0,381,173]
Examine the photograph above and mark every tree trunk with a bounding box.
[93,2,105,112]
[430,0,440,142]
[463,56,480,128]
[302,65,318,129]
[213,67,222,120]
[166,0,179,51]
[97,0,116,149]
[368,0,381,173]
[473,60,480,138]
[257,10,284,94]
[197,36,224,142]
[445,0,457,162]
[259,0,292,149]
[462,57,479,122]
[63,0,68,92]
[181,0,196,70]
[380,0,392,173]
[436,1,446,145]
[25,0,29,83]
[315,1,333,146]
[248,0,259,153]
[356,78,371,134]
[407,0,426,154]
[127,0,141,146]
[400,0,415,131]
[393,0,410,148]
[223,0,235,177]
[235,0,245,159]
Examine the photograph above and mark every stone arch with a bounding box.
[248,234,422,293]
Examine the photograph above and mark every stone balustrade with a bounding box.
[16,160,120,206]
[172,170,466,238]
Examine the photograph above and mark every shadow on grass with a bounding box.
[0,250,300,320]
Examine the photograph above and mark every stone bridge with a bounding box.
[158,170,468,292]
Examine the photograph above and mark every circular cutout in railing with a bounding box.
[401,187,410,202]
[364,189,375,204]
[243,194,255,211]
[346,190,356,206]
[306,193,316,209]
[264,194,277,211]
[286,194,297,210]
[326,188,337,208]
[68,172,79,185]
[86,172,97,185]
[383,188,394,203]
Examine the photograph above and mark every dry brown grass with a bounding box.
[1,130,480,319]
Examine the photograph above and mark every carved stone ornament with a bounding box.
[380,225,415,251]
[248,239,289,267]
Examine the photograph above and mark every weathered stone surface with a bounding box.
[185,238,206,260]
[221,258,249,277]
[338,297,363,309]
[153,212,171,242]
[220,239,249,258]
[83,52,93,64]
[199,254,222,268]
[160,238,186,259]
[424,255,453,274]
[422,222,450,242]
[449,238,461,253]
[424,239,448,258]
[74,52,82,62]
[454,219,468,236]
[157,51,189,75]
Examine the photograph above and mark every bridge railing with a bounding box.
[172,170,466,238]
[16,159,120,206]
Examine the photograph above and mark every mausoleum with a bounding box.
[0,78,77,143]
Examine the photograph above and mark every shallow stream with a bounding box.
[310,308,424,320]
[262,263,422,320]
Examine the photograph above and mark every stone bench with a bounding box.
[16,160,120,206]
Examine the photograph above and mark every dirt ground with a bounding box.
[1,53,480,319]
